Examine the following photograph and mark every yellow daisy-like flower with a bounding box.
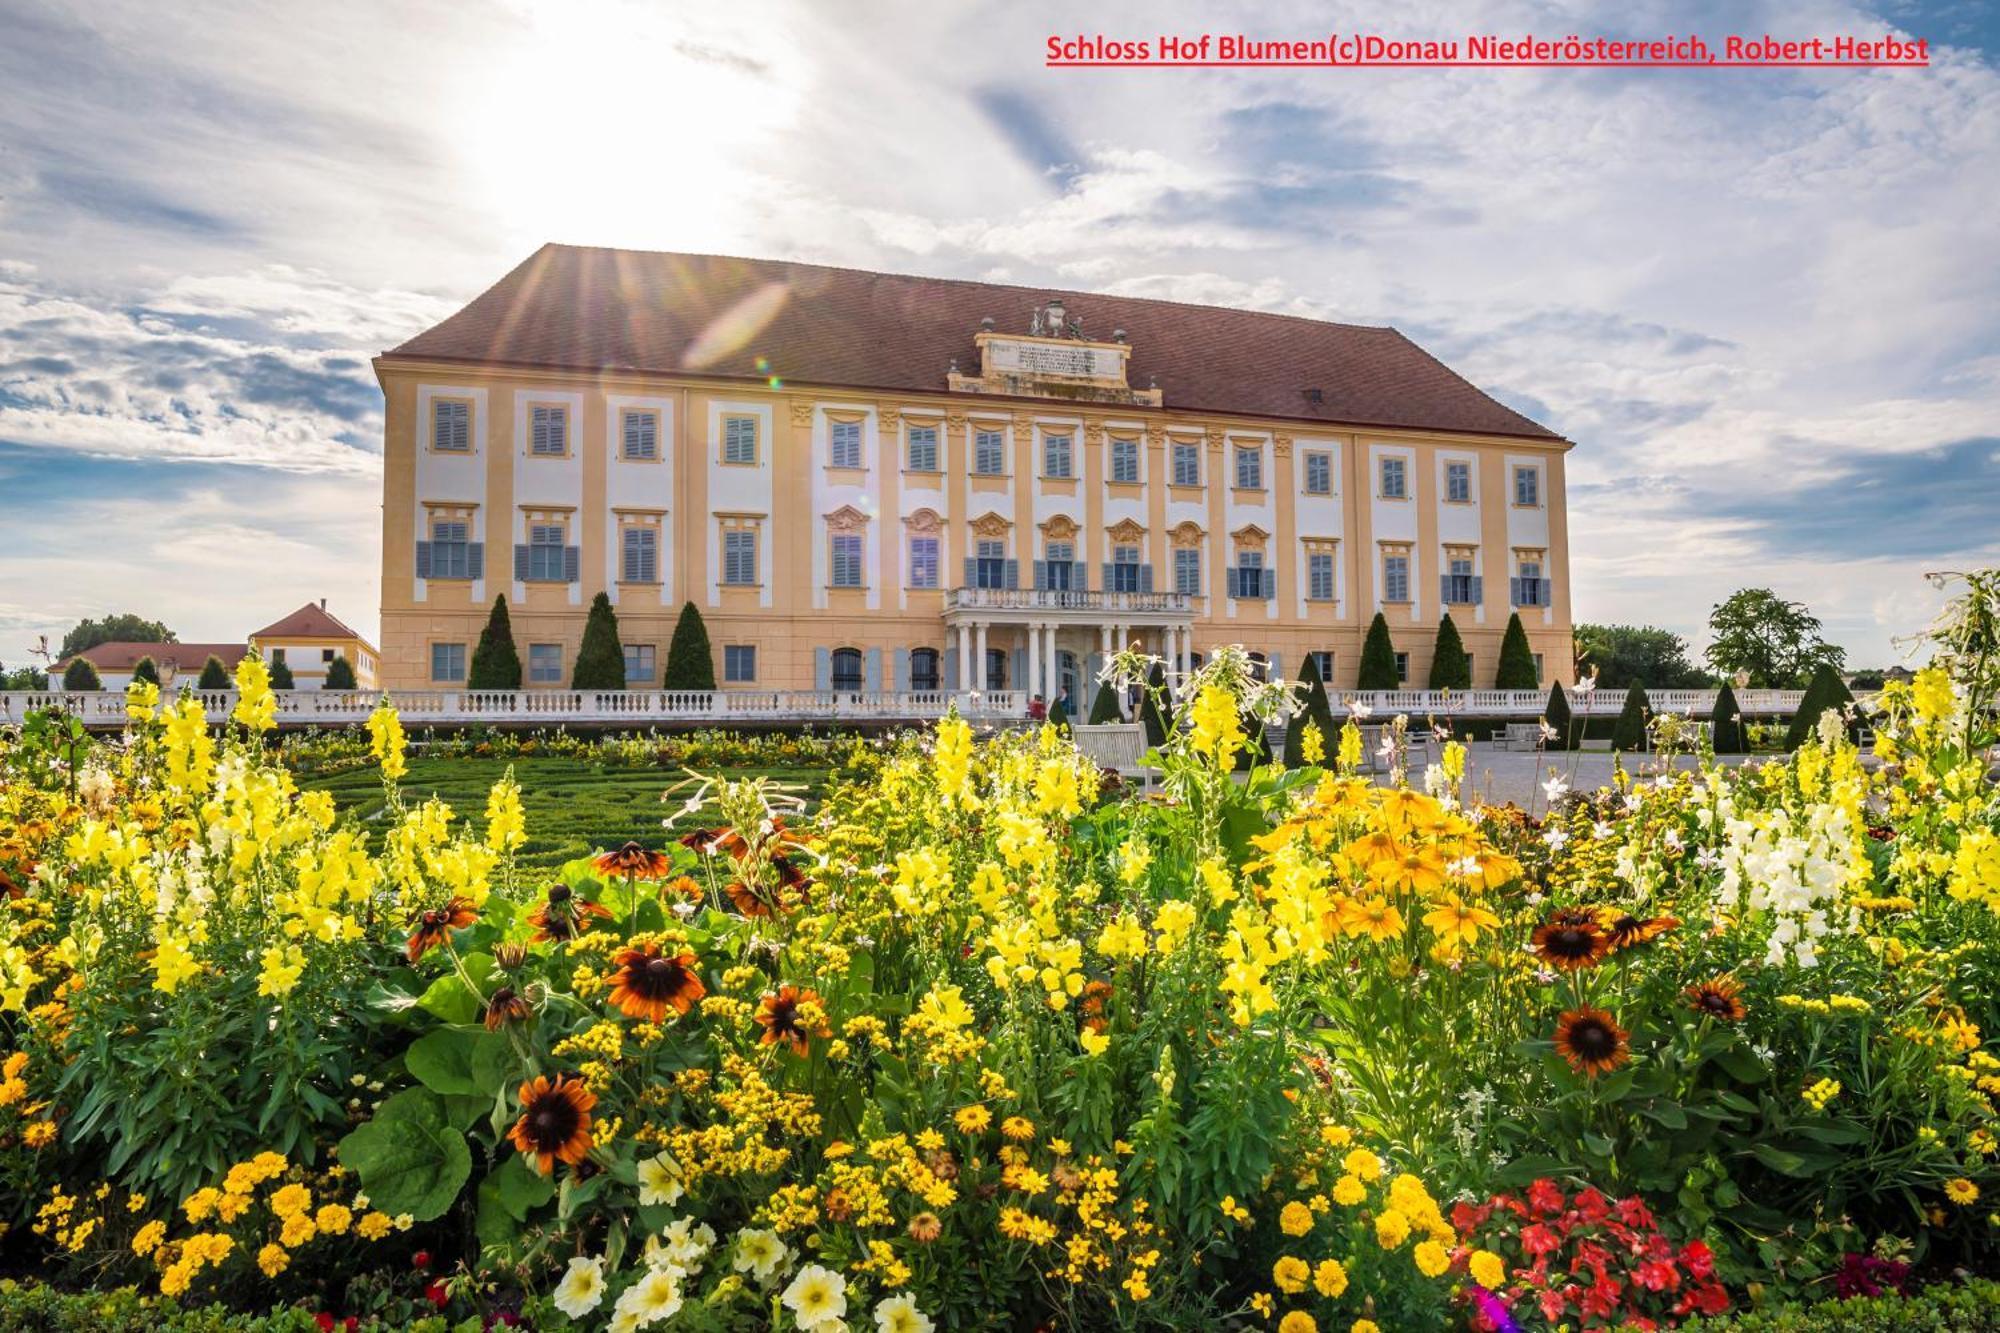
[954,1105,992,1135]
[1947,1178,1980,1205]
[1413,1238,1450,1277]
[1001,1115,1035,1141]
[1280,1313,1318,1333]
[1331,1174,1368,1206]
[1313,1258,1348,1298]
[257,1242,290,1278]
[1279,1200,1315,1237]
[1272,1255,1310,1294]
[1341,1148,1383,1182]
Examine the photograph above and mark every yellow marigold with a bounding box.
[315,1203,352,1236]
[1331,1174,1367,1207]
[1272,1255,1310,1294]
[1279,1201,1315,1237]
[1313,1257,1348,1297]
[1469,1249,1506,1289]
[1353,1321,1381,1333]
[1342,1147,1383,1182]
[183,1188,221,1224]
[257,1242,290,1277]
[269,1183,312,1219]
[279,1212,317,1247]
[1280,1313,1318,1333]
[1374,1208,1411,1249]
[131,1220,167,1256]
[1413,1239,1449,1277]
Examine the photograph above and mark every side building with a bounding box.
[376,246,1573,697]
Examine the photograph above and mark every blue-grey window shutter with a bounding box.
[1003,559,1019,589]
[963,556,977,587]
[865,648,882,692]
[1440,575,1451,604]
[564,545,581,583]
[1262,568,1276,599]
[813,647,830,690]
[942,646,957,689]
[893,648,909,690]
[514,544,530,582]
[468,543,484,580]
[1071,561,1087,590]
[1270,652,1283,681]
[1140,563,1154,593]
[1032,560,1047,591]
[1471,575,1484,603]
[1102,562,1114,590]
[415,541,433,579]
[1086,653,1102,694]
[1509,577,1523,605]
[1011,648,1026,690]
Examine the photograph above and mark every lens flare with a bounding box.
[682,281,791,370]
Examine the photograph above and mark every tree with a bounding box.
[1427,614,1471,690]
[1357,613,1399,690]
[1047,696,1069,732]
[1705,589,1845,688]
[1783,662,1856,750]
[1139,663,1169,751]
[60,614,176,660]
[197,655,231,690]
[0,663,48,690]
[1612,682,1651,752]
[1234,707,1272,772]
[62,657,102,691]
[131,656,161,687]
[268,657,295,690]
[1283,653,1339,768]
[571,593,626,690]
[1495,613,1539,689]
[1710,682,1747,754]
[1574,624,1709,689]
[1544,681,1573,752]
[1087,681,1122,724]
[663,602,717,691]
[324,655,357,690]
[469,596,523,690]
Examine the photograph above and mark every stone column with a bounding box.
[1026,623,1041,699]
[974,622,989,692]
[957,623,972,690]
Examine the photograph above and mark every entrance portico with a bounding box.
[944,588,1196,701]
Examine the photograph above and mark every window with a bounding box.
[909,535,939,589]
[1174,547,1201,595]
[1173,441,1201,486]
[621,409,658,461]
[830,647,863,692]
[623,644,655,685]
[1044,540,1074,591]
[984,647,1008,691]
[530,405,567,456]
[906,424,938,472]
[1234,445,1262,489]
[723,529,758,585]
[974,428,1005,475]
[269,647,286,666]
[621,527,658,583]
[1445,461,1471,503]
[974,539,1009,590]
[1444,552,1478,605]
[910,647,940,691]
[529,643,563,684]
[1110,437,1139,483]
[724,645,757,683]
[428,519,473,580]
[320,649,334,663]
[1309,651,1335,684]
[1234,550,1268,599]
[430,642,466,683]
[723,415,757,464]
[432,399,470,452]
[1394,651,1410,684]
[1308,551,1335,601]
[1043,432,1073,478]
[526,523,568,582]
[1304,451,1332,495]
[830,533,864,588]
[830,418,862,469]
[1380,456,1407,499]
[1532,653,1545,683]
[1109,544,1143,593]
[1514,466,1540,506]
[1383,551,1411,603]
[1514,554,1548,607]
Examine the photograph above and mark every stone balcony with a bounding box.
[942,586,1194,624]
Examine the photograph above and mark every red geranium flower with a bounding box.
[1521,1222,1561,1257]
[1527,1178,1564,1215]
[1635,1258,1681,1292]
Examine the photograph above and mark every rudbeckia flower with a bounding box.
[1554,1007,1629,1076]
[1684,976,1746,1022]
[1531,910,1611,970]
[405,897,478,963]
[593,841,672,880]
[608,941,706,1021]
[754,985,831,1056]
[1602,911,1679,952]
[526,883,613,943]
[507,1074,597,1174]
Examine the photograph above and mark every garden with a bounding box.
[0,570,1997,1332]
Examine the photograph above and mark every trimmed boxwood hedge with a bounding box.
[1678,1279,2000,1331]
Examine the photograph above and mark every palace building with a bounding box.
[375,245,1573,698]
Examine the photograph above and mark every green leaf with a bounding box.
[407,1027,500,1096]
[335,1088,472,1221]
[1750,1142,1808,1176]
[416,975,481,1027]
[489,1152,556,1220]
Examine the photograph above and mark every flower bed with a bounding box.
[0,572,1997,1330]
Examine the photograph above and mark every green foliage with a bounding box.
[1785,662,1857,750]
[62,657,102,691]
[1047,697,1069,732]
[1139,663,1168,749]
[1495,612,1539,689]
[1706,588,1846,687]
[0,662,48,690]
[1612,681,1652,751]
[570,592,626,690]
[1427,614,1470,689]
[1678,1280,2000,1331]
[663,602,716,690]
[1575,622,1711,688]
[59,613,176,660]
[323,655,357,691]
[1357,613,1399,690]
[1711,680,1748,753]
[1087,681,1122,725]
[197,656,231,690]
[268,658,295,690]
[1282,653,1338,768]
[130,656,161,687]
[334,1087,471,1222]
[467,596,521,691]
[1544,680,1573,750]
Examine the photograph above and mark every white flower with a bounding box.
[1542,827,1570,851]
[1575,674,1597,695]
[1541,773,1570,804]
[637,1152,686,1206]
[1348,700,1373,719]
[1592,820,1614,840]
[661,1216,714,1268]
[874,1294,935,1333]
[732,1227,789,1283]
[782,1263,848,1329]
[553,1256,606,1318]
[615,1266,683,1326]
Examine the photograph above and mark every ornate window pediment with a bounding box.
[1106,517,1147,544]
[969,510,1012,539]
[1039,513,1082,541]
[825,505,870,534]
[903,507,944,534]
[1169,521,1205,547]
[1231,523,1271,550]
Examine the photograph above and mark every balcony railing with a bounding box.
[943,587,1192,615]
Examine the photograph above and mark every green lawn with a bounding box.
[297,757,831,871]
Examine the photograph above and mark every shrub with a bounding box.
[569,592,625,690]
[267,657,295,691]
[1496,612,1539,688]
[1358,612,1399,690]
[323,655,357,691]
[61,657,101,691]
[467,596,522,690]
[1544,680,1573,750]
[131,656,161,687]
[197,655,231,690]
[1047,696,1069,732]
[1138,662,1168,749]
[1784,662,1856,750]
[1612,681,1651,751]
[1711,681,1747,753]
[1677,1279,2000,1331]
[1087,681,1122,724]
[1283,653,1338,768]
[663,602,716,690]
[1428,614,1471,689]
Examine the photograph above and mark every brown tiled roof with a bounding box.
[59,642,247,673]
[251,602,369,645]
[387,244,1562,441]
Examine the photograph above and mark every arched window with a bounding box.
[830,647,863,692]
[910,648,940,692]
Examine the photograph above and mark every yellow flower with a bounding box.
[1079,1028,1109,1057]
[1001,1115,1035,1141]
[183,1188,220,1224]
[258,1242,290,1277]
[152,935,203,995]
[1313,1257,1348,1297]
[1272,1255,1310,1294]
[280,1212,317,1247]
[1469,1249,1506,1289]
[1422,894,1500,946]
[1279,1201,1315,1237]
[357,1211,394,1240]
[269,1182,313,1218]
[1331,1174,1367,1206]
[1095,915,1148,961]
[1353,1321,1381,1333]
[232,654,277,733]
[1342,1148,1383,1182]
[315,1203,353,1235]
[1947,1178,1980,1205]
[1413,1238,1449,1277]
[916,986,975,1031]
[484,771,526,853]
[1280,1313,1318,1333]
[1188,683,1245,768]
[131,1220,167,1256]
[256,944,307,999]
[954,1105,992,1135]
[366,700,408,784]
[1374,1208,1411,1249]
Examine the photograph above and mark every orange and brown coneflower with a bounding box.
[1685,976,1747,1023]
[593,841,672,880]
[754,985,831,1056]
[608,940,706,1022]
[405,897,479,963]
[1603,911,1679,952]
[526,883,613,943]
[507,1074,596,1174]
[483,985,531,1032]
[1554,1007,1630,1077]
[1531,909,1612,971]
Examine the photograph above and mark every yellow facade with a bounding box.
[248,632,381,691]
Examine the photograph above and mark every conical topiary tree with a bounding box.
[1544,681,1573,752]
[324,655,357,690]
[1710,682,1747,754]
[1612,682,1651,752]
[1047,696,1069,732]
[1234,707,1273,772]
[664,602,716,690]
[197,655,231,690]
[469,596,522,690]
[1784,662,1856,750]
[1357,613,1399,690]
[1427,614,1471,690]
[1283,653,1339,768]
[268,657,295,690]
[571,593,626,690]
[1495,612,1539,689]
[1088,681,1122,724]
[131,656,160,687]
[63,657,102,691]
[1139,662,1169,751]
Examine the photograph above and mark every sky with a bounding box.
[1,0,1997,672]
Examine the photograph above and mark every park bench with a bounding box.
[1502,722,1542,752]
[1071,723,1154,788]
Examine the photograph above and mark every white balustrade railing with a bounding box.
[0,686,1806,730]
